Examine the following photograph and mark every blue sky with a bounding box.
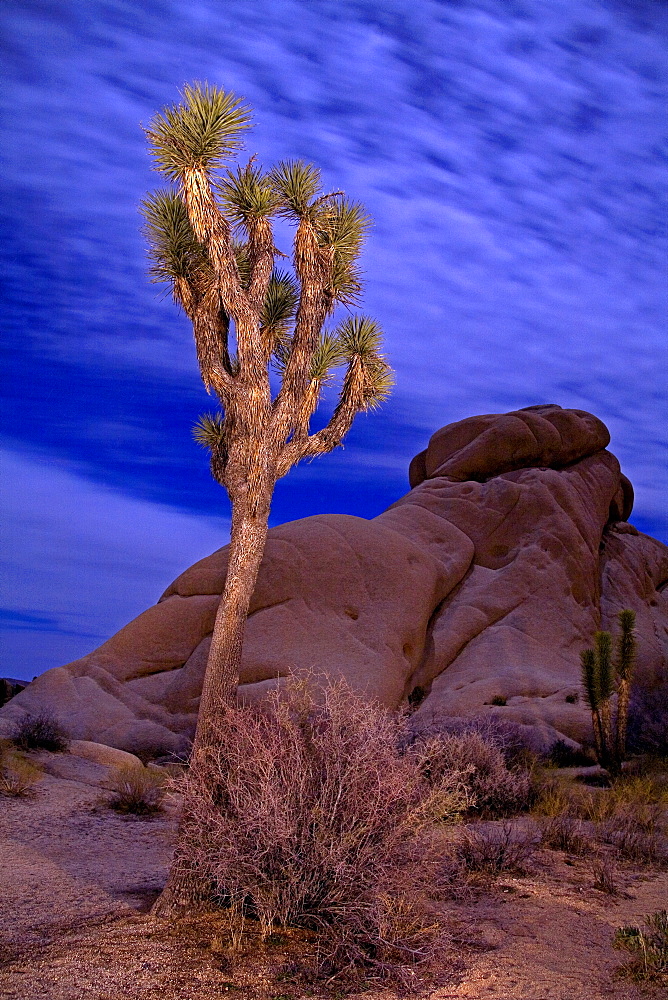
[1,0,666,681]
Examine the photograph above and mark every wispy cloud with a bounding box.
[0,449,229,680]
[1,0,666,674]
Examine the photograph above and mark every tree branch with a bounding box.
[245,217,275,329]
[270,220,331,443]
[275,359,365,477]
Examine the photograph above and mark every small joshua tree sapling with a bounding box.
[580,609,636,777]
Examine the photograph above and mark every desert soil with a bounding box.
[0,750,666,1000]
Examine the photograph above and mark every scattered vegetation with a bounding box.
[490,695,507,707]
[613,910,668,982]
[0,742,41,797]
[545,739,594,768]
[540,813,592,855]
[580,608,636,777]
[531,769,667,864]
[12,710,70,752]
[591,854,619,895]
[107,763,166,816]
[453,822,538,876]
[411,723,534,819]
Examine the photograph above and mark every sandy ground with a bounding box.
[0,750,666,1000]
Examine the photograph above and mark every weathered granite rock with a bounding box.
[2,405,666,755]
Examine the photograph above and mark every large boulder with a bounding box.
[2,405,666,755]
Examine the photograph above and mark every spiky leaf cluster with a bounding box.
[220,162,279,227]
[318,199,371,307]
[145,82,252,182]
[309,333,346,385]
[580,648,598,712]
[262,271,299,341]
[269,160,325,220]
[141,190,210,292]
[580,632,614,710]
[615,609,636,681]
[192,411,226,450]
[336,315,393,409]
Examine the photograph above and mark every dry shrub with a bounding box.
[432,851,472,900]
[600,814,664,864]
[532,771,667,862]
[594,776,666,864]
[592,854,619,895]
[12,711,69,752]
[540,813,592,855]
[546,739,595,768]
[614,910,668,982]
[531,774,576,817]
[414,727,532,818]
[174,680,470,981]
[453,821,538,876]
[107,762,165,815]
[0,744,41,797]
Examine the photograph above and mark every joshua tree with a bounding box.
[580,609,636,777]
[141,84,392,910]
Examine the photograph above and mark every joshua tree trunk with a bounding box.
[195,497,271,749]
[600,697,614,771]
[153,492,272,916]
[615,678,631,766]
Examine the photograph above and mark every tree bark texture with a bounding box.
[193,500,271,752]
[153,496,271,916]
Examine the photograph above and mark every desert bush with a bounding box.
[413,727,533,818]
[590,775,666,863]
[107,762,165,815]
[609,774,667,811]
[531,774,576,817]
[613,909,668,982]
[540,813,592,855]
[533,772,666,861]
[431,851,472,900]
[0,744,41,797]
[12,711,69,752]
[453,821,538,876]
[545,739,595,768]
[173,680,469,980]
[413,715,538,768]
[600,812,664,864]
[591,854,619,895]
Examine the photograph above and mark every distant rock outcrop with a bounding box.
[2,405,666,756]
[0,678,27,709]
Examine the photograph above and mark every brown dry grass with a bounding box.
[107,763,166,816]
[532,769,668,864]
[0,743,41,798]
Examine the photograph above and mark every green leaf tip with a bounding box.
[145,82,253,182]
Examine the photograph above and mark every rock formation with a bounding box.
[0,678,26,709]
[1,405,666,756]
